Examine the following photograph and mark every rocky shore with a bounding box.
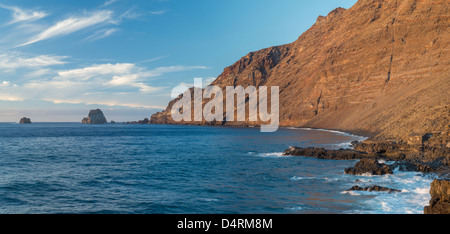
[283,137,450,214]
[148,0,449,214]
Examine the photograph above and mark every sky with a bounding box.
[0,0,357,122]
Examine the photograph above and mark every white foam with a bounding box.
[284,127,369,150]
[290,176,315,181]
[200,198,219,202]
[341,190,361,196]
[288,127,367,139]
[286,206,303,211]
[249,152,285,158]
[342,171,433,214]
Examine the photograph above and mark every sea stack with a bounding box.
[19,117,32,124]
[81,109,107,124]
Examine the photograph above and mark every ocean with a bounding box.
[0,123,432,214]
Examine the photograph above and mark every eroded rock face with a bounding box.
[151,0,449,142]
[19,117,32,124]
[344,158,393,175]
[424,179,450,214]
[81,109,107,124]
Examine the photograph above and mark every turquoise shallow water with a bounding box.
[0,123,431,214]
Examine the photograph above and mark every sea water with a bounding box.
[0,123,432,214]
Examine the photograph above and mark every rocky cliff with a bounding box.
[151,0,449,142]
[82,109,107,124]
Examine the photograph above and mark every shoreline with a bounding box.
[5,122,448,213]
[282,141,449,214]
[150,122,449,214]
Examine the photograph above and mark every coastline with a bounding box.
[280,127,449,214]
[150,122,449,214]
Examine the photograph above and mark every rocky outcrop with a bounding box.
[346,185,401,193]
[283,142,450,176]
[282,146,371,160]
[124,118,150,124]
[19,117,32,124]
[424,179,450,214]
[81,109,107,124]
[344,158,393,175]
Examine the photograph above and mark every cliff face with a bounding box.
[151,0,449,140]
[82,109,107,124]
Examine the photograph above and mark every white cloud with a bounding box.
[57,63,136,81]
[108,74,139,86]
[84,28,118,41]
[0,81,11,87]
[0,62,206,109]
[0,4,48,24]
[150,10,166,15]
[25,68,53,78]
[101,0,119,7]
[0,52,67,72]
[18,10,114,47]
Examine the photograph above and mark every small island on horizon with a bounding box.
[19,117,32,124]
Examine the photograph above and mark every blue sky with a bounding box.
[0,0,357,122]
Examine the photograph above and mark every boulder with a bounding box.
[424,179,450,214]
[344,158,393,175]
[81,109,107,124]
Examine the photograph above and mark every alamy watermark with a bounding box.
[170,78,279,132]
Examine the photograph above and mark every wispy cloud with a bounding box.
[150,10,166,15]
[18,10,114,47]
[101,0,119,8]
[84,28,119,42]
[0,62,207,108]
[0,52,67,72]
[0,81,11,87]
[0,4,48,24]
[138,56,169,64]
[57,63,137,81]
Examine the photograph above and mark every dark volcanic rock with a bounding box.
[19,117,32,124]
[352,141,404,154]
[124,118,150,124]
[282,146,371,160]
[347,185,401,193]
[81,109,107,124]
[344,158,393,175]
[424,179,450,214]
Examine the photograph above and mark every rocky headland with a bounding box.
[81,109,107,124]
[150,0,449,213]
